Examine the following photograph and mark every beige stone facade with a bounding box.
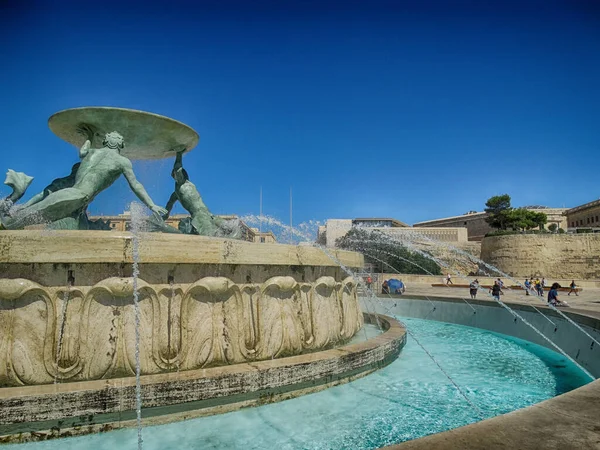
[414,208,569,241]
[480,234,600,279]
[322,218,468,247]
[565,199,600,229]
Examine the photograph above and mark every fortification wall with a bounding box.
[480,234,600,279]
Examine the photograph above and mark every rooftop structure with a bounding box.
[565,198,600,230]
[352,218,409,228]
[320,218,468,247]
[414,207,569,241]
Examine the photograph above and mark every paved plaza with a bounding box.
[401,283,600,317]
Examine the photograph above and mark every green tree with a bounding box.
[548,223,558,233]
[484,194,512,230]
[530,211,548,230]
[335,228,441,275]
[506,208,547,231]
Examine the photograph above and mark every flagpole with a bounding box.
[259,186,263,236]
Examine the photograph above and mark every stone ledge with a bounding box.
[0,230,363,267]
[387,379,600,450]
[0,313,406,443]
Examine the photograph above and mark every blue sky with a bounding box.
[1,0,599,226]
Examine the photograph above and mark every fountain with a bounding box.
[0,107,400,444]
[0,108,598,449]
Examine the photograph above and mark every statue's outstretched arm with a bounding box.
[173,151,183,171]
[164,192,178,219]
[121,160,168,217]
[79,140,91,159]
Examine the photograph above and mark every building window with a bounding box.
[587,217,590,224]
[571,222,574,227]
[260,237,265,243]
[593,216,595,223]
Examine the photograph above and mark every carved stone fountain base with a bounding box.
[0,314,405,443]
[0,231,402,441]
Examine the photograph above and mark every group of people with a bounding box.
[467,278,504,300]
[466,276,574,307]
[523,277,547,296]
[523,277,578,305]
[488,278,505,300]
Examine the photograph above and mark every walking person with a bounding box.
[534,278,543,296]
[446,273,453,285]
[490,281,501,300]
[568,280,579,296]
[469,279,479,299]
[524,278,531,296]
[496,278,505,294]
[366,276,373,290]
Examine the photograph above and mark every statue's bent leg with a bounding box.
[191,213,220,236]
[3,188,88,229]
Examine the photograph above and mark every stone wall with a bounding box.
[480,234,600,279]
[0,275,363,387]
[0,231,365,387]
[0,314,405,442]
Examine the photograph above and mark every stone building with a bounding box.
[414,207,569,241]
[88,211,276,243]
[565,199,600,230]
[320,218,468,248]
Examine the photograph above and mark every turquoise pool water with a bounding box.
[11,318,590,449]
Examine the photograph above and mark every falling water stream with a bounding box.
[129,202,145,450]
[54,272,73,385]
[395,229,600,347]
[349,228,596,380]
[243,215,596,383]
[242,215,495,414]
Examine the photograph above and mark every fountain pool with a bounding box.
[10,317,589,450]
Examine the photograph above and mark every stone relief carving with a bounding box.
[0,275,362,387]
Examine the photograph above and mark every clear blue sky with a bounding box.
[1,0,599,225]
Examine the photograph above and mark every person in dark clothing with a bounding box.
[535,279,543,296]
[489,282,501,300]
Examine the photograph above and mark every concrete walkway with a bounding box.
[401,283,600,316]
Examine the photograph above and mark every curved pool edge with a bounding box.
[387,378,600,450]
[377,296,600,450]
[0,313,406,444]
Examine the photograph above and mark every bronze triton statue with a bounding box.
[1,131,167,229]
[161,152,240,238]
